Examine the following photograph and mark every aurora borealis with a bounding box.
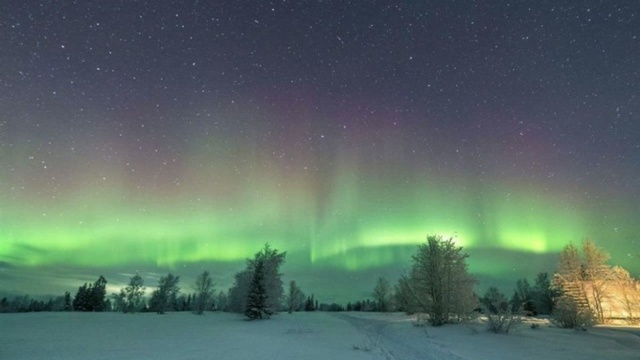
[1,1,639,302]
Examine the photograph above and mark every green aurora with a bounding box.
[2,1,640,302]
[2,158,637,282]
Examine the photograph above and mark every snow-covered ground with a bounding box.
[1,312,639,360]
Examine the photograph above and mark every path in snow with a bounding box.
[336,313,462,360]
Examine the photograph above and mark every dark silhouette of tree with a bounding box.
[73,283,91,311]
[62,291,72,311]
[149,273,180,314]
[510,278,535,314]
[532,272,558,315]
[304,294,316,311]
[91,276,107,311]
[194,270,215,315]
[216,290,228,311]
[123,273,145,313]
[72,276,108,312]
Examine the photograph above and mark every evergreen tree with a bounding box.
[73,276,108,311]
[245,258,269,320]
[304,294,316,311]
[532,272,557,315]
[514,278,535,314]
[73,283,91,311]
[250,244,286,313]
[62,291,72,311]
[227,244,286,314]
[91,276,108,312]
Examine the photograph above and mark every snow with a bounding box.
[1,312,639,360]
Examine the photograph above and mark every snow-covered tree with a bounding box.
[554,240,612,324]
[285,280,305,313]
[251,244,286,313]
[582,240,611,323]
[408,235,476,326]
[373,277,393,312]
[193,270,215,315]
[227,270,252,313]
[227,244,286,314]
[245,258,269,320]
[611,266,640,324]
[395,274,417,314]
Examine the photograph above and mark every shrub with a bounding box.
[482,287,523,334]
[552,296,594,329]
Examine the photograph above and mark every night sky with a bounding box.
[1,1,639,303]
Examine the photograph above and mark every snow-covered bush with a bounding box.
[482,287,522,334]
[552,296,594,329]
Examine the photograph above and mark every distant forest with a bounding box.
[2,238,638,329]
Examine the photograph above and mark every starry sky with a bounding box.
[1,1,639,303]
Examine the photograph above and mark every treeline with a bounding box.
[357,237,639,331]
[0,244,296,319]
[3,238,638,329]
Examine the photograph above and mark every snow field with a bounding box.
[1,311,639,360]
[0,312,377,360]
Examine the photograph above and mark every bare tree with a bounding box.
[582,240,611,324]
[482,286,522,334]
[123,273,145,313]
[611,266,640,325]
[554,240,613,325]
[554,242,591,327]
[373,277,392,312]
[193,271,215,315]
[285,280,305,313]
[394,274,418,314]
[216,290,228,311]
